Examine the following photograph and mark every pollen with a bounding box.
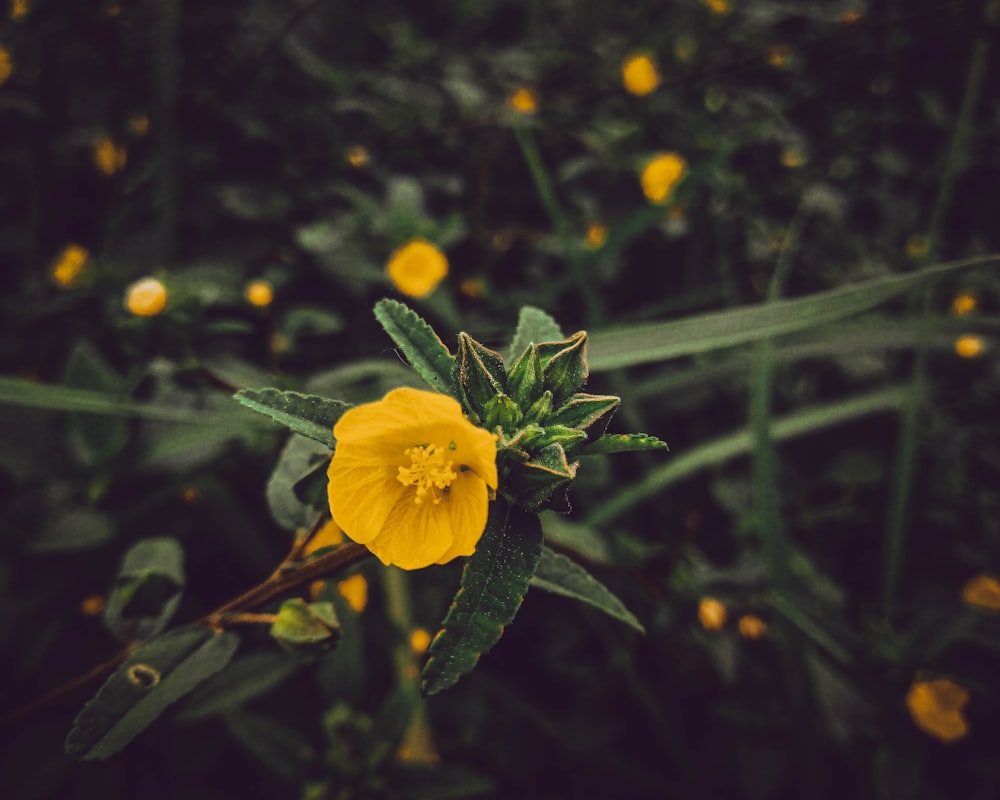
[398,444,458,504]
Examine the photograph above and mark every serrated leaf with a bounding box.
[578,433,669,455]
[507,307,565,362]
[530,547,645,633]
[65,625,240,760]
[373,299,455,396]
[234,388,349,449]
[421,498,543,695]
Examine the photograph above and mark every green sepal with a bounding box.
[577,432,669,455]
[453,333,507,419]
[519,424,588,452]
[234,388,350,449]
[482,392,522,433]
[539,331,589,406]
[373,299,456,397]
[522,389,554,425]
[507,443,579,510]
[271,599,341,651]
[505,344,543,408]
[421,498,543,695]
[507,306,564,363]
[549,393,620,439]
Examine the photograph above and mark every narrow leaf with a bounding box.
[104,537,185,642]
[422,498,543,695]
[234,388,349,449]
[530,546,645,633]
[373,298,455,396]
[65,626,240,760]
[578,433,669,455]
[508,306,565,362]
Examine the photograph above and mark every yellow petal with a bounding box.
[433,472,491,564]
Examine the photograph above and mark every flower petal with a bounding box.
[433,472,490,564]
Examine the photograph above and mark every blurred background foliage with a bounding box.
[2,0,1000,797]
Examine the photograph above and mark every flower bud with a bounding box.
[506,344,543,408]
[453,333,507,419]
[271,599,340,651]
[506,443,578,510]
[538,331,588,406]
[548,393,620,439]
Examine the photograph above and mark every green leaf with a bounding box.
[530,547,645,633]
[29,508,116,554]
[266,434,329,530]
[234,388,350,449]
[104,537,185,641]
[421,498,543,695]
[271,599,340,650]
[64,342,129,466]
[65,625,240,760]
[373,298,455,396]
[578,432,669,455]
[0,376,204,421]
[587,253,1000,370]
[507,306,564,362]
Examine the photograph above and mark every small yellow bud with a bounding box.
[585,222,608,249]
[80,594,106,617]
[954,335,984,359]
[50,244,90,288]
[93,138,127,176]
[906,677,970,743]
[0,45,13,86]
[622,54,660,96]
[703,0,732,16]
[459,277,484,299]
[386,239,448,298]
[839,8,863,25]
[641,152,688,203]
[767,45,791,68]
[737,614,767,639]
[180,485,199,504]
[244,279,274,308]
[780,147,805,168]
[509,87,538,114]
[125,277,168,316]
[345,145,369,168]
[410,627,432,654]
[698,597,727,630]
[950,292,977,316]
[905,234,930,259]
[962,573,1000,612]
[337,573,368,613]
[128,113,150,136]
[9,0,30,21]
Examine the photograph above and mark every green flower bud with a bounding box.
[271,599,340,651]
[482,392,523,433]
[506,344,543,408]
[506,442,579,510]
[519,424,588,452]
[452,333,507,419]
[538,331,588,406]
[523,389,554,425]
[549,393,620,440]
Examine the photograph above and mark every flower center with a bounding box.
[397,444,458,504]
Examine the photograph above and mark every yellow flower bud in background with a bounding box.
[509,87,538,114]
[905,234,930,259]
[410,627,432,654]
[125,277,168,316]
[244,279,274,308]
[906,677,970,743]
[128,113,150,136]
[9,0,30,21]
[737,614,767,639]
[345,145,370,168]
[641,152,687,203]
[950,292,977,316]
[622,53,660,96]
[337,573,368,613]
[386,239,448,298]
[703,0,732,16]
[767,45,791,69]
[780,146,805,168]
[585,222,607,249]
[459,277,484,299]
[93,137,127,176]
[698,597,727,630]
[80,594,106,617]
[961,573,1000,612]
[50,244,90,288]
[954,335,984,359]
[0,45,13,86]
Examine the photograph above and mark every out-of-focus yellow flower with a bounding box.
[738,614,767,639]
[509,87,538,114]
[780,146,806,168]
[622,53,660,96]
[698,597,727,630]
[337,573,368,613]
[954,335,984,359]
[703,0,732,16]
[906,677,970,742]
[950,292,977,316]
[345,145,369,168]
[905,234,930,259]
[767,45,791,68]
[641,152,688,203]
[327,387,498,570]
[93,138,127,176]
[386,238,448,298]
[50,244,90,288]
[459,277,484,299]
[102,0,121,16]
[128,112,150,136]
[840,8,863,25]
[125,277,168,316]
[304,518,345,556]
[962,573,1000,612]
[585,222,607,249]
[674,34,698,63]
[0,45,13,85]
[80,594,106,617]
[9,0,30,21]
[244,279,274,308]
[181,485,199,503]
[410,627,432,654]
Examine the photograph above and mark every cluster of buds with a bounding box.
[453,331,620,512]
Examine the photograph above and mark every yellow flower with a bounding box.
[410,627,432,654]
[509,87,538,114]
[125,277,168,316]
[345,145,369,167]
[304,518,345,556]
[337,574,368,613]
[698,597,727,630]
[50,244,90,288]
[0,45,13,85]
[641,152,687,203]
[386,238,448,298]
[585,222,607,249]
[954,335,984,359]
[780,146,805,168]
[93,137,127,176]
[327,387,498,570]
[622,53,660,96]
[244,279,274,307]
[905,234,930,259]
[737,614,767,639]
[459,277,484,299]
[839,8,863,25]
[9,0,30,21]
[906,677,970,743]
[950,292,977,316]
[703,0,732,16]
[767,45,791,68]
[962,573,1000,612]
[128,112,150,136]
[80,594,105,617]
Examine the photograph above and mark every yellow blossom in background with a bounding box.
[509,87,538,114]
[0,45,13,86]
[93,137,127,176]
[9,0,30,20]
[585,222,607,249]
[181,485,199,503]
[840,8,863,24]
[698,597,727,630]
[50,244,90,288]
[906,677,970,742]
[703,0,732,16]
[327,387,498,570]
[641,152,687,203]
[738,614,767,639]
[622,53,660,96]
[954,335,984,359]
[125,277,168,316]
[950,292,977,316]
[128,112,150,136]
[410,627,432,654]
[80,594,105,617]
[304,518,345,556]
[102,0,121,16]
[386,238,448,298]
[767,45,791,68]
[244,279,274,307]
[780,146,806,168]
[962,573,1000,612]
[345,145,369,168]
[459,277,484,299]
[905,234,930,259]
[337,573,368,613]
[674,34,698,63]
